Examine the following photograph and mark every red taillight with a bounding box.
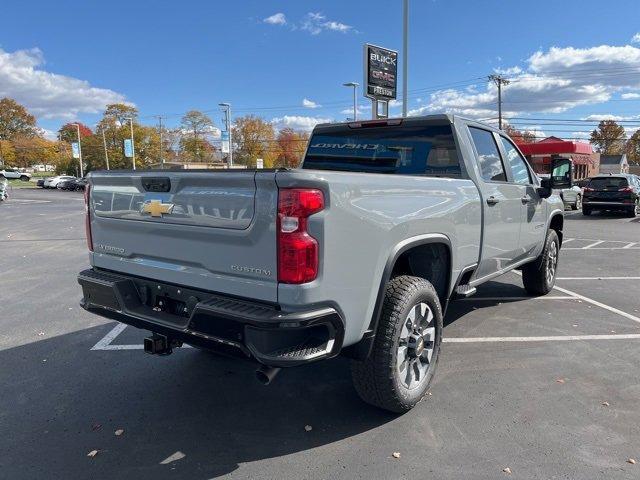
[618,186,632,192]
[277,188,324,284]
[583,187,594,192]
[84,184,93,251]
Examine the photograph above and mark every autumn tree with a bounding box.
[11,136,58,168]
[275,128,309,167]
[0,98,40,141]
[503,124,536,144]
[232,115,277,168]
[58,122,93,143]
[626,130,640,166]
[590,120,626,154]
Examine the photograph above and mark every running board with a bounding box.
[455,285,477,297]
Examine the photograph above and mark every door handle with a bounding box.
[486,196,499,206]
[521,195,532,204]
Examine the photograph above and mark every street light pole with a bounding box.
[402,0,409,117]
[343,82,359,121]
[128,117,136,170]
[219,103,233,168]
[101,128,109,170]
[73,123,84,177]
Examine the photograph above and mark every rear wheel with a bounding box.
[582,206,592,216]
[20,175,29,181]
[351,275,442,413]
[522,229,560,296]
[627,200,639,218]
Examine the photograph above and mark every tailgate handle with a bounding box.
[142,177,171,192]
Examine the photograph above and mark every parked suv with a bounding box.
[582,174,640,217]
[78,115,569,412]
[0,168,31,181]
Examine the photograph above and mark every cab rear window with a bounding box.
[588,177,628,189]
[302,124,461,177]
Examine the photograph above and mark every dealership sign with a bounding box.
[364,44,398,100]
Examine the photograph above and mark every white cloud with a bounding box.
[340,104,368,117]
[0,47,128,120]
[271,115,333,131]
[300,12,353,35]
[632,33,640,44]
[302,98,321,109]
[40,128,58,141]
[581,114,639,121]
[413,44,640,119]
[621,92,640,99]
[263,13,286,26]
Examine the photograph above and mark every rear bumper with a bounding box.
[78,268,344,367]
[583,200,634,208]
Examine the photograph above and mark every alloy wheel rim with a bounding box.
[397,302,436,390]
[546,240,558,285]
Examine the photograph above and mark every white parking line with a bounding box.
[459,296,575,301]
[562,238,575,244]
[623,242,637,249]
[583,240,605,249]
[90,323,127,350]
[564,247,640,250]
[444,334,640,343]
[556,277,640,280]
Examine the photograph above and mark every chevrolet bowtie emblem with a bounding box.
[141,200,174,217]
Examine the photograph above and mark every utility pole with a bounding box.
[101,128,109,170]
[488,74,510,129]
[155,115,164,168]
[128,117,136,170]
[73,123,84,177]
[402,0,409,117]
[219,103,233,168]
[343,82,359,121]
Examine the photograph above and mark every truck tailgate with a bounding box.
[88,170,279,303]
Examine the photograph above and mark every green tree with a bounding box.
[590,120,626,154]
[232,115,277,167]
[180,110,215,162]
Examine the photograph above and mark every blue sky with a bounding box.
[2,0,640,140]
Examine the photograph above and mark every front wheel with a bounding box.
[522,229,560,296]
[351,275,443,413]
[20,175,29,181]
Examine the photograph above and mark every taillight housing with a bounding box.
[583,187,594,192]
[618,186,633,192]
[277,188,324,284]
[84,184,93,251]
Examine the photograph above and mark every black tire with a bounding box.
[627,200,639,218]
[351,275,443,413]
[20,175,29,181]
[522,229,560,296]
[582,206,591,216]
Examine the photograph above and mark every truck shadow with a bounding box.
[0,325,395,479]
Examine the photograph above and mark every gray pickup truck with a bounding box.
[78,115,570,412]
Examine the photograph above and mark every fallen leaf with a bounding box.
[114,429,124,436]
[611,330,617,334]
[91,423,102,431]
[503,467,512,474]
[426,392,433,396]
[38,332,45,336]
[87,450,99,458]
[556,378,565,384]
[304,425,312,432]
[628,458,636,465]
[602,401,610,407]
[392,452,401,459]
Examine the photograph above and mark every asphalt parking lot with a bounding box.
[1,188,639,479]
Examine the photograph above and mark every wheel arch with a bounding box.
[342,234,452,361]
[548,211,564,246]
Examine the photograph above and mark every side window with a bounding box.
[499,136,532,185]
[469,127,507,182]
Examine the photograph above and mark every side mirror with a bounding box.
[537,177,552,198]
[550,157,572,189]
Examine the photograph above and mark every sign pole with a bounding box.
[75,123,84,178]
[402,0,409,117]
[129,118,136,170]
